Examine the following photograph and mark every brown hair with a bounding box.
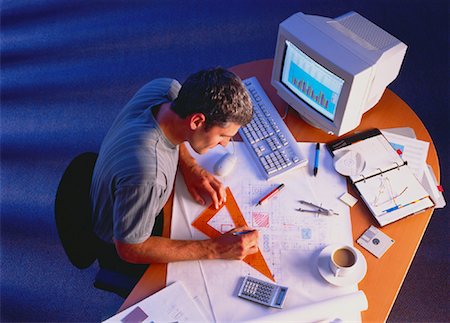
[171,67,253,129]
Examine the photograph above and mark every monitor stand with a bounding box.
[293,108,336,136]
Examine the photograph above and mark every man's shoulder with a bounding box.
[136,78,181,101]
[113,78,180,124]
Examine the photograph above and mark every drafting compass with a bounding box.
[296,200,339,216]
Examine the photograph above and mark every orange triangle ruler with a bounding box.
[191,187,275,281]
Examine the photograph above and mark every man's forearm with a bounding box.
[115,236,216,264]
[115,229,260,265]
[178,143,197,173]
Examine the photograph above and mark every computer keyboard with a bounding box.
[239,77,308,180]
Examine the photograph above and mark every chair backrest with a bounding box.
[55,152,98,269]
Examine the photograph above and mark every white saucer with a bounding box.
[317,244,367,287]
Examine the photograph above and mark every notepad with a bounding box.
[327,129,434,226]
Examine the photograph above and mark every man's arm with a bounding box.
[178,143,226,209]
[115,227,259,264]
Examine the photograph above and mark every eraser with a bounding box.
[339,192,358,207]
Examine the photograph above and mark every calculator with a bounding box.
[237,276,288,308]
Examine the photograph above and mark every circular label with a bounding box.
[333,150,366,176]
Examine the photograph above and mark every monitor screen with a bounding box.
[281,40,344,121]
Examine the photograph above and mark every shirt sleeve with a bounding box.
[112,183,165,244]
[128,78,181,111]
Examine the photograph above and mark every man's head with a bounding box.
[171,67,253,154]
[171,67,253,130]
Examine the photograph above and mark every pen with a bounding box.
[256,183,285,206]
[232,229,255,236]
[380,196,428,214]
[313,143,320,176]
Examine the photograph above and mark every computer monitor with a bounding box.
[271,12,407,136]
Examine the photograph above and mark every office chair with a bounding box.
[55,152,137,298]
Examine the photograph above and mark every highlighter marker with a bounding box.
[313,143,320,176]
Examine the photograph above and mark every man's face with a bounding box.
[190,122,240,155]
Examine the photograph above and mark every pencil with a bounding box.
[256,183,285,206]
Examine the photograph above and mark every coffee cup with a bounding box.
[329,245,359,278]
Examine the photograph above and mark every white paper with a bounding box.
[168,143,361,322]
[381,130,430,179]
[167,176,216,322]
[245,290,368,322]
[103,281,207,322]
[382,128,445,209]
[420,164,446,208]
[382,127,416,139]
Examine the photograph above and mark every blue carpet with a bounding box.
[1,0,448,321]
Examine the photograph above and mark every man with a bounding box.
[90,67,258,281]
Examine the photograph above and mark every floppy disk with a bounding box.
[357,225,394,258]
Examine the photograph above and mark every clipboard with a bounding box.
[327,129,434,226]
[192,187,275,281]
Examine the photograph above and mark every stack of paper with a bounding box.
[382,128,445,208]
[102,281,207,323]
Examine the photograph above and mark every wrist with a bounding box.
[179,143,196,164]
[181,163,202,182]
[201,239,218,260]
[179,152,197,173]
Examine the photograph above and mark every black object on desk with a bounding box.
[313,143,320,176]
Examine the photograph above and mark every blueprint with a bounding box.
[168,142,359,322]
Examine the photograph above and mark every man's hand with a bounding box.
[208,226,259,260]
[179,143,226,209]
[184,164,226,209]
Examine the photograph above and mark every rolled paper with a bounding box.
[246,291,368,322]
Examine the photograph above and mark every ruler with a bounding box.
[192,187,275,281]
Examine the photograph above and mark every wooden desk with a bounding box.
[119,59,440,322]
